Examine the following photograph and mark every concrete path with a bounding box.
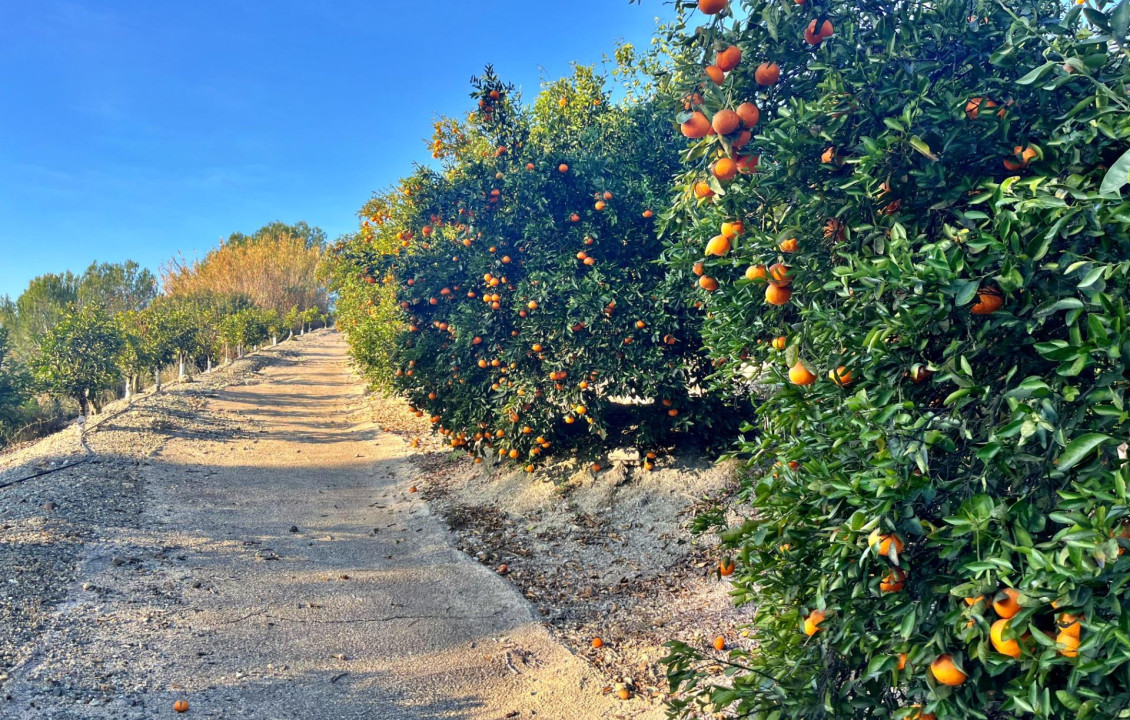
[2,333,654,719]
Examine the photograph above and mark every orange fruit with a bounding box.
[765,284,792,305]
[592,637,603,648]
[680,111,711,139]
[965,97,998,119]
[721,220,744,239]
[971,288,1003,314]
[908,706,936,720]
[828,366,854,386]
[755,62,780,86]
[732,130,752,149]
[870,532,904,557]
[713,157,738,181]
[789,361,816,386]
[735,101,760,128]
[990,618,1021,659]
[705,234,732,256]
[705,65,725,85]
[558,163,569,173]
[745,264,767,281]
[771,336,787,350]
[929,654,967,686]
[698,0,727,14]
[699,276,719,291]
[713,636,726,651]
[736,154,759,174]
[1059,613,1082,639]
[880,567,906,593]
[617,688,631,700]
[778,237,798,253]
[993,588,1021,619]
[693,261,705,276]
[719,559,735,576]
[174,699,190,713]
[1057,630,1080,657]
[964,595,985,606]
[591,462,601,472]
[803,609,826,636]
[716,45,742,71]
[694,181,715,198]
[804,18,834,45]
[768,263,791,286]
[897,653,908,670]
[595,200,606,211]
[712,108,742,135]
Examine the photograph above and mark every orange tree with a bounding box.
[659,0,1130,718]
[324,66,744,463]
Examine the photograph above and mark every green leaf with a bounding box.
[1016,62,1055,86]
[1100,147,1130,197]
[1057,433,1112,471]
[909,136,938,161]
[1113,0,1130,42]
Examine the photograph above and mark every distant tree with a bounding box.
[115,309,156,400]
[162,228,329,318]
[219,308,269,359]
[0,327,29,439]
[32,305,123,417]
[0,272,79,357]
[225,221,327,249]
[78,261,157,316]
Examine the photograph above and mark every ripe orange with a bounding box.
[897,653,908,671]
[705,234,732,256]
[993,588,1021,618]
[768,263,791,286]
[592,637,603,648]
[698,0,727,14]
[558,163,569,173]
[735,101,760,128]
[804,18,834,45]
[755,62,780,86]
[694,181,715,198]
[720,220,744,239]
[971,288,1003,314]
[990,618,1021,658]
[789,361,816,386]
[771,336,787,350]
[705,64,725,85]
[693,261,705,276]
[617,688,631,700]
[870,532,904,557]
[643,209,654,218]
[681,111,711,139]
[712,157,738,181]
[880,567,906,593]
[717,45,742,72]
[965,96,998,119]
[803,609,825,636]
[591,462,602,472]
[719,559,735,576]
[1057,630,1080,657]
[736,154,759,174]
[595,200,606,211]
[713,636,726,651]
[712,108,742,135]
[745,264,767,281]
[908,705,936,720]
[828,366,854,386]
[929,655,967,686]
[699,276,719,291]
[779,237,798,253]
[765,284,792,305]
[174,699,190,713]
[732,130,752,149]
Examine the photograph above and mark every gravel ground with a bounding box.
[372,399,751,704]
[0,340,300,713]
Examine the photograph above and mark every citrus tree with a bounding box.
[0,327,28,440]
[325,65,744,465]
[659,0,1130,718]
[32,305,124,416]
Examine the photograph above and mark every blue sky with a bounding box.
[0,0,671,299]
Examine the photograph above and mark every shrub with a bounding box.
[324,65,744,462]
[660,1,1130,718]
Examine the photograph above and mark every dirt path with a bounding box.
[1,332,658,719]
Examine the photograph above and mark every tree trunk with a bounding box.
[237,344,243,359]
[272,335,277,346]
[77,394,89,419]
[124,376,132,401]
[178,355,186,381]
[154,367,162,393]
[206,355,212,373]
[287,330,293,341]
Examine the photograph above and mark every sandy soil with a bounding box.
[0,331,662,719]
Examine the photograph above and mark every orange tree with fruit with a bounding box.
[658,0,1130,717]
[323,65,744,464]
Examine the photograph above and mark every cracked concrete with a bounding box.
[2,332,657,719]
